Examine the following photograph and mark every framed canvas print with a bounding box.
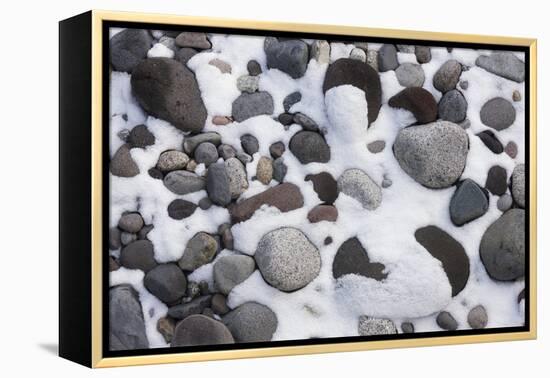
[59,10,537,368]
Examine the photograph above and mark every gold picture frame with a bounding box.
[59,9,537,368]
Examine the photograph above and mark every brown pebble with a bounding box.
[504,141,518,158]
[209,58,232,74]
[512,90,522,102]
[186,159,198,172]
[157,316,176,343]
[109,256,120,271]
[212,116,232,125]
[256,156,273,185]
[307,204,338,223]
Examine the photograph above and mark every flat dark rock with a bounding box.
[332,237,387,281]
[109,29,152,73]
[119,239,157,272]
[388,87,438,124]
[449,179,489,226]
[477,130,503,154]
[229,183,304,223]
[289,131,330,164]
[305,172,338,204]
[144,263,187,304]
[415,226,470,296]
[485,165,508,195]
[167,199,197,220]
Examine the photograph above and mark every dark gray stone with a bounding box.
[436,311,458,330]
[255,227,321,291]
[183,133,222,154]
[175,47,198,65]
[198,197,212,210]
[283,91,302,112]
[247,60,262,76]
[163,170,205,195]
[449,179,489,226]
[269,142,285,159]
[232,92,274,122]
[167,199,197,220]
[144,264,187,304]
[289,131,330,164]
[401,322,415,333]
[211,293,230,315]
[485,166,508,195]
[264,37,308,79]
[171,315,234,346]
[206,162,231,206]
[293,113,318,131]
[332,237,387,280]
[109,29,152,73]
[438,89,468,123]
[214,255,256,295]
[477,130,503,154]
[175,32,211,49]
[178,232,218,271]
[110,145,139,178]
[128,124,155,148]
[131,58,207,133]
[109,285,148,350]
[467,305,488,329]
[480,97,516,130]
[120,240,157,272]
[272,157,288,182]
[480,209,525,281]
[377,44,399,72]
[497,194,513,212]
[223,302,278,342]
[167,295,212,320]
[194,142,219,166]
[415,46,431,63]
[240,134,259,155]
[119,213,144,233]
[218,144,237,160]
[433,60,462,93]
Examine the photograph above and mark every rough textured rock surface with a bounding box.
[223,302,278,342]
[511,164,525,208]
[178,232,218,271]
[337,169,382,210]
[109,285,149,350]
[358,316,397,335]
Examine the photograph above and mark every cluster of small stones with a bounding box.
[108,29,526,349]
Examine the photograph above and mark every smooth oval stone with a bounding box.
[240,134,259,155]
[144,264,187,304]
[475,52,525,82]
[157,150,189,172]
[480,209,525,281]
[395,63,425,87]
[449,179,489,226]
[120,240,157,272]
[255,227,321,292]
[477,130,503,154]
[110,145,139,178]
[171,315,234,347]
[436,311,458,330]
[109,29,152,73]
[206,162,231,206]
[128,124,155,148]
[223,302,278,342]
[467,305,488,329]
[183,132,222,154]
[485,166,508,196]
[433,59,462,93]
[232,92,274,122]
[415,226,470,296]
[131,58,207,133]
[289,131,330,164]
[163,170,205,195]
[415,46,431,63]
[377,44,399,72]
[264,37,308,79]
[214,255,256,295]
[167,199,197,220]
[480,97,516,130]
[118,213,144,233]
[438,89,468,123]
[194,142,219,166]
[178,232,218,271]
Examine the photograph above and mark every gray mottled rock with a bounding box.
[144,264,187,304]
[120,232,137,246]
[175,32,211,49]
[394,121,469,188]
[511,164,525,208]
[128,124,155,148]
[163,170,205,195]
[272,157,287,182]
[111,145,139,178]
[194,142,219,166]
[255,227,321,291]
[237,75,259,93]
[310,40,330,64]
[337,169,382,210]
[225,157,248,199]
[377,44,399,72]
[449,179,489,226]
[240,134,259,155]
[131,58,207,133]
[480,209,525,281]
[415,46,431,63]
[167,295,212,320]
[232,92,274,122]
[289,131,330,164]
[436,311,458,330]
[223,302,278,342]
[167,199,197,220]
[476,52,525,82]
[438,89,468,123]
[256,156,273,185]
[179,232,218,271]
[333,237,386,280]
[433,59,462,93]
[214,255,256,295]
[497,194,513,212]
[120,240,157,272]
[206,162,231,206]
[395,63,425,87]
[110,29,152,73]
[513,90,522,102]
[467,305,488,329]
[171,315,234,347]
[157,150,189,172]
[264,37,309,79]
[480,97,516,130]
[109,285,148,350]
[183,132,222,154]
[218,144,237,160]
[358,316,397,335]
[118,213,144,233]
[415,226,470,296]
[350,47,367,62]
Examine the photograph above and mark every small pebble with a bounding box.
[497,194,513,212]
[278,112,294,125]
[119,213,144,233]
[512,90,522,102]
[256,156,273,185]
[212,115,232,125]
[247,60,262,76]
[120,232,137,246]
[459,80,469,90]
[148,167,163,180]
[198,197,213,210]
[209,58,232,74]
[241,134,259,155]
[349,47,366,62]
[401,322,415,333]
[269,141,285,159]
[436,311,458,330]
[367,140,386,153]
[324,236,333,245]
[505,141,518,158]
[382,178,392,188]
[237,75,260,93]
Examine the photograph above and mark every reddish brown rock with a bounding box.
[229,183,304,223]
[307,205,338,223]
[388,87,438,124]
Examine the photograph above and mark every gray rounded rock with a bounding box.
[438,89,468,123]
[157,150,189,172]
[118,213,144,233]
[264,37,308,79]
[401,322,415,333]
[393,120,469,188]
[128,124,155,148]
[240,134,259,155]
[109,29,152,73]
[232,92,274,122]
[214,255,256,295]
[255,227,321,291]
[144,264,187,304]
[475,52,525,83]
[223,302,278,342]
[480,209,525,281]
[449,179,489,226]
[109,285,148,350]
[120,240,157,272]
[163,170,205,195]
[415,46,431,63]
[395,63,425,87]
[480,97,516,130]
[467,305,488,329]
[289,131,330,164]
[272,158,287,182]
[436,311,458,330]
[377,44,399,72]
[194,142,219,166]
[511,164,525,208]
[337,169,382,210]
[110,145,139,178]
[433,59,462,93]
[497,194,513,212]
[167,199,197,220]
[367,140,386,153]
[206,162,231,206]
[178,232,218,271]
[358,316,397,335]
[175,32,211,49]
[183,132,222,154]
[171,314,234,347]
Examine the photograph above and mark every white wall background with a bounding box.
[0,0,546,376]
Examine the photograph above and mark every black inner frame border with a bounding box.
[101,19,531,359]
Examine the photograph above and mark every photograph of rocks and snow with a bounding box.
[108,27,527,351]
